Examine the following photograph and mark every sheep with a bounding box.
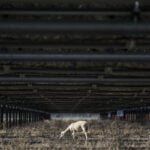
[59,120,88,140]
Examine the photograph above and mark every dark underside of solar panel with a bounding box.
[0,0,149,113]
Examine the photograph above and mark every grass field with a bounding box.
[0,119,149,150]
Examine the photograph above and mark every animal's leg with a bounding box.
[81,126,88,140]
[83,131,88,140]
[72,130,75,139]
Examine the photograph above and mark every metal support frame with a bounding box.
[0,104,50,128]
[0,1,149,120]
[0,77,150,83]
[108,107,150,122]
[0,106,3,128]
[0,10,130,16]
[0,53,150,61]
[8,107,12,128]
[0,21,150,34]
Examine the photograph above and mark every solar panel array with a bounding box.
[0,0,150,113]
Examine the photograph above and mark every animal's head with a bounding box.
[59,131,65,139]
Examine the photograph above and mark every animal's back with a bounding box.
[75,121,88,131]
[76,120,87,125]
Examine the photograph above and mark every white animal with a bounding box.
[60,120,88,140]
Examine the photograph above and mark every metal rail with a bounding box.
[0,53,150,61]
[0,42,126,49]
[0,10,130,15]
[0,21,150,34]
[0,77,150,82]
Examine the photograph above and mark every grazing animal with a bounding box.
[60,120,88,140]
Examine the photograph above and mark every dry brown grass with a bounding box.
[0,119,149,150]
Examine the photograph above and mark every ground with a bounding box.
[0,119,149,150]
